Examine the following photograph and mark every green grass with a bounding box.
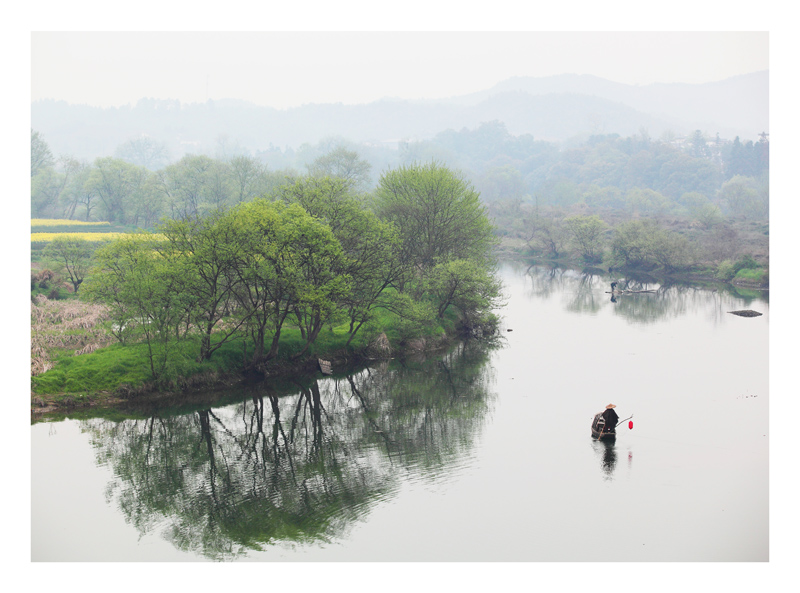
[734,267,767,283]
[31,307,455,397]
[32,342,155,394]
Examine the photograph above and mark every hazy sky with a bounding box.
[31,31,768,110]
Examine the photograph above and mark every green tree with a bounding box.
[229,155,269,204]
[225,200,349,363]
[426,259,503,327]
[43,236,92,293]
[719,175,765,220]
[57,159,92,220]
[688,130,708,159]
[611,219,659,268]
[114,137,170,170]
[650,229,695,271]
[31,163,66,217]
[375,162,496,272]
[31,129,53,178]
[625,187,672,217]
[563,215,606,262]
[583,185,624,210]
[85,157,149,223]
[85,234,192,379]
[524,210,567,258]
[680,191,723,228]
[130,172,166,228]
[158,155,223,220]
[542,179,581,207]
[277,177,402,345]
[159,212,251,361]
[476,165,526,203]
[306,146,373,192]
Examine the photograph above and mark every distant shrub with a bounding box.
[717,255,763,282]
[734,254,758,271]
[734,268,766,283]
[716,260,737,281]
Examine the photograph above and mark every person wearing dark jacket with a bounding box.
[601,404,619,433]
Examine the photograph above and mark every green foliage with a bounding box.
[476,165,526,203]
[680,191,723,228]
[524,212,567,258]
[40,163,503,396]
[306,146,373,191]
[717,254,763,282]
[584,186,625,210]
[610,220,695,271]
[31,129,54,178]
[734,267,766,283]
[724,136,769,180]
[84,233,193,380]
[375,161,496,271]
[85,157,151,223]
[625,187,672,217]
[734,254,758,270]
[715,261,737,281]
[649,229,695,271]
[541,179,581,207]
[425,259,504,327]
[276,177,402,344]
[563,215,606,262]
[43,236,93,293]
[719,175,767,220]
[610,219,658,269]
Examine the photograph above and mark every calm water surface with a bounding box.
[31,262,769,561]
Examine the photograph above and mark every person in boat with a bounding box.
[601,404,619,433]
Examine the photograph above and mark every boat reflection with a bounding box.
[592,439,617,480]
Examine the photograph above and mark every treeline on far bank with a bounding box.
[32,163,502,397]
[485,166,768,287]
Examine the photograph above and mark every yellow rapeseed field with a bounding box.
[31,219,111,227]
[31,232,127,242]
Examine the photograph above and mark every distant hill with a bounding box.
[437,71,768,139]
[31,71,768,162]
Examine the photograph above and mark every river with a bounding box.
[31,261,769,562]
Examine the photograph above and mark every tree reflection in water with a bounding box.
[523,263,768,325]
[81,341,496,559]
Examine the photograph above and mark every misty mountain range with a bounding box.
[31,71,768,162]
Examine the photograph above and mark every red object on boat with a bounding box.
[629,421,633,429]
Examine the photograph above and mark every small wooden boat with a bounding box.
[591,412,616,441]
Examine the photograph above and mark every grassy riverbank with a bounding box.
[30,301,463,415]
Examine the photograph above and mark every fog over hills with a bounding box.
[451,71,768,139]
[31,71,768,162]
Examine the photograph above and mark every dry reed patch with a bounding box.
[31,296,112,376]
